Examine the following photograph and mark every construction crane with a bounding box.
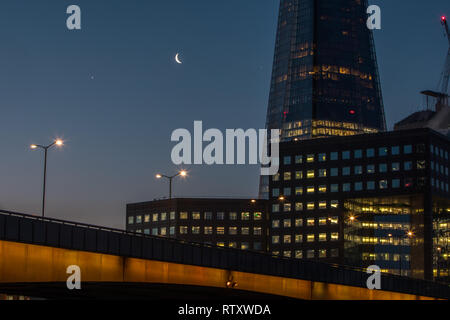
[439,16,450,95]
[421,16,450,111]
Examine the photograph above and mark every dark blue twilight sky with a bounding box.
[0,1,448,228]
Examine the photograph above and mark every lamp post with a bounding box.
[155,170,187,199]
[30,139,63,217]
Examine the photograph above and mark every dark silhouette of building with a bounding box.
[260,0,386,199]
[269,128,450,282]
[126,198,269,252]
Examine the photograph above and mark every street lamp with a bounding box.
[155,170,187,199]
[30,139,64,217]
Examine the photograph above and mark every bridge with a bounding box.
[0,209,448,300]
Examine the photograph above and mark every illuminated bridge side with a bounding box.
[0,210,448,300]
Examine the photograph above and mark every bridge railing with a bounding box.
[0,209,449,298]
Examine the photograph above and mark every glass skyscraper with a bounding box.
[260,0,386,198]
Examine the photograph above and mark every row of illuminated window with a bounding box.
[273,179,421,199]
[128,211,263,225]
[344,235,412,246]
[430,144,449,160]
[274,161,427,182]
[362,253,410,262]
[282,145,416,165]
[272,248,339,259]
[217,242,262,251]
[133,226,264,237]
[431,161,449,176]
[360,222,412,230]
[272,233,339,244]
[272,216,339,228]
[272,200,339,212]
[179,226,264,236]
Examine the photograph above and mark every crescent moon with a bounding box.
[175,53,182,64]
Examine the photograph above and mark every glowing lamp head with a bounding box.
[179,170,187,177]
[407,231,414,237]
[30,144,38,149]
[349,216,356,222]
[155,174,162,179]
[55,139,63,146]
[278,196,285,201]
[251,199,256,203]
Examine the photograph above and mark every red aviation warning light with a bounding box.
[442,16,446,22]
[348,108,356,115]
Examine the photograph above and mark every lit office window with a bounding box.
[160,212,167,221]
[254,212,262,220]
[283,251,291,258]
[295,235,303,243]
[217,227,225,235]
[295,187,303,195]
[160,227,167,236]
[295,202,303,211]
[307,234,315,242]
[319,169,327,177]
[272,220,280,228]
[169,226,175,235]
[330,217,338,224]
[136,229,142,234]
[179,226,188,234]
[307,250,315,259]
[331,233,339,241]
[204,226,213,235]
[318,185,327,193]
[151,228,157,235]
[307,218,315,226]
[307,170,315,179]
[284,172,292,180]
[295,250,303,259]
[295,155,303,164]
[284,219,291,228]
[319,249,327,258]
[284,203,292,212]
[229,227,238,235]
[367,164,375,174]
[330,200,339,208]
[192,226,200,234]
[241,242,249,250]
[284,235,291,244]
[180,212,188,219]
[241,227,249,235]
[307,202,315,210]
[307,186,315,194]
[307,154,315,163]
[272,204,280,213]
[272,173,280,181]
[295,171,303,179]
[319,201,327,209]
[254,227,262,235]
[136,215,142,224]
[229,242,237,248]
[241,212,250,220]
[192,212,201,220]
[319,218,327,226]
[272,236,280,244]
[170,211,176,220]
[217,212,225,220]
[217,242,225,247]
[295,219,303,227]
[319,233,327,242]
[128,216,134,225]
[144,214,150,223]
[318,153,327,162]
[229,212,237,220]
